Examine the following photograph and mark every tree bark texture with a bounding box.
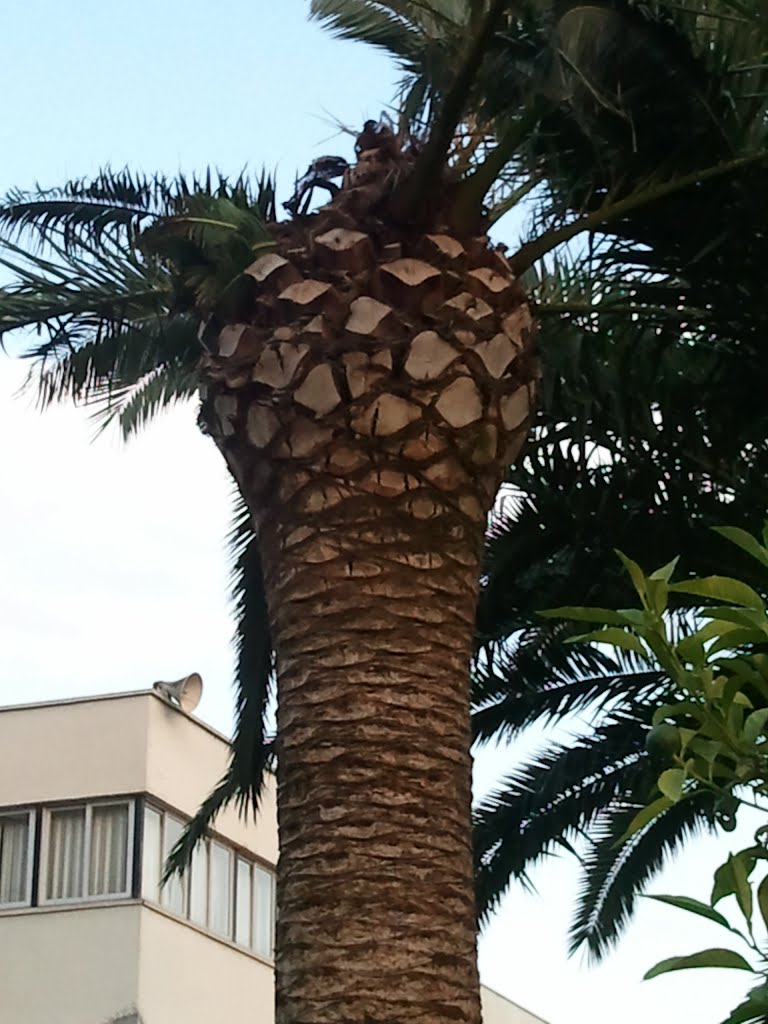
[201,178,538,1023]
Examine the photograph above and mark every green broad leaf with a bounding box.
[669,577,765,611]
[616,550,648,601]
[568,627,649,658]
[658,768,685,802]
[645,894,731,930]
[644,577,669,617]
[638,630,680,678]
[713,855,754,923]
[652,701,705,728]
[715,527,768,569]
[743,708,768,745]
[676,632,707,668]
[616,608,650,627]
[723,673,755,711]
[618,796,673,845]
[701,607,766,630]
[649,556,681,583]
[644,948,754,980]
[709,629,768,657]
[728,702,747,739]
[757,876,768,931]
[688,737,724,765]
[539,606,634,626]
[688,619,747,645]
[749,653,768,685]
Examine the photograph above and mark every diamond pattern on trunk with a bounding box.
[252,343,308,388]
[500,387,531,431]
[294,364,341,416]
[434,376,483,428]
[345,296,400,338]
[352,394,422,436]
[472,333,519,379]
[405,331,459,381]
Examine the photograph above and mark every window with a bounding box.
[253,864,275,959]
[0,811,33,908]
[90,804,130,896]
[141,803,275,958]
[44,802,133,903]
[161,815,187,916]
[209,841,232,938]
[47,808,85,900]
[235,857,252,947]
[189,840,208,928]
[141,805,162,902]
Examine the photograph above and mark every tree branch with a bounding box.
[511,151,768,273]
[390,0,513,222]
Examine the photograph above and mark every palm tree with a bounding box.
[1,2,766,1020]
[470,0,768,961]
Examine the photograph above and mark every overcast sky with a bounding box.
[0,4,761,1023]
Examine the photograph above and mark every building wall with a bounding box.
[0,692,545,1024]
[0,904,142,1024]
[144,694,278,864]
[0,694,150,806]
[482,986,549,1024]
[137,905,274,1024]
[0,691,278,865]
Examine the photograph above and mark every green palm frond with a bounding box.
[25,315,197,409]
[0,167,280,884]
[471,391,768,954]
[311,1,768,242]
[100,359,200,439]
[570,790,717,960]
[472,633,666,744]
[139,193,275,315]
[0,167,281,421]
[474,712,652,924]
[0,167,277,252]
[310,0,441,61]
[0,168,282,886]
[0,238,171,340]
[166,492,274,880]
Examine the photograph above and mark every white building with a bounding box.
[0,689,546,1024]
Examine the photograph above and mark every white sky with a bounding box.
[0,4,761,1023]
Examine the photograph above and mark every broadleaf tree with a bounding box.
[543,527,768,1024]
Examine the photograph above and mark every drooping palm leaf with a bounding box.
[474,712,653,919]
[472,629,665,744]
[569,791,717,959]
[165,491,274,880]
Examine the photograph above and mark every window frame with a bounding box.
[40,799,135,906]
[252,861,275,960]
[0,808,35,910]
[141,801,276,959]
[158,811,190,917]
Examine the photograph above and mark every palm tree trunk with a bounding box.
[201,200,537,1022]
[264,481,487,1024]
